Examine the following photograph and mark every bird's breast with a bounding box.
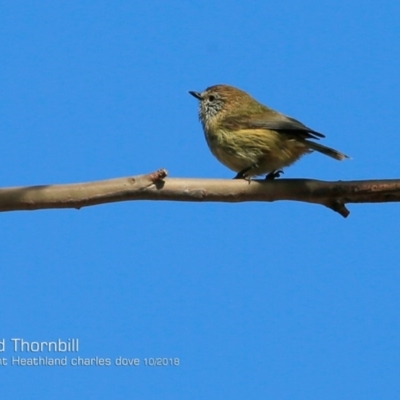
[201,125,310,175]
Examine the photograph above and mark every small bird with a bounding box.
[189,84,349,179]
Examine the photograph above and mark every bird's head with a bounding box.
[189,84,254,127]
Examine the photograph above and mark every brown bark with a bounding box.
[1,169,399,217]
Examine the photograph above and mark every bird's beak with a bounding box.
[188,91,202,100]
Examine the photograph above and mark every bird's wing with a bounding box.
[222,113,325,140]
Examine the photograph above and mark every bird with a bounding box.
[189,84,349,179]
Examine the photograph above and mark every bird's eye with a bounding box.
[208,95,215,102]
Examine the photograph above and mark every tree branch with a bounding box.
[1,168,400,217]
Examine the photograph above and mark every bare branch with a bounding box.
[1,168,400,217]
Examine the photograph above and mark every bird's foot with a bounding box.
[233,164,257,181]
[265,170,284,180]
[233,172,247,180]
[233,172,251,182]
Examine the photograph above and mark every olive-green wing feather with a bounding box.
[222,113,325,140]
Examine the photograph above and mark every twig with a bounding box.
[0,168,399,217]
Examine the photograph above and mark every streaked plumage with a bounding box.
[189,85,348,179]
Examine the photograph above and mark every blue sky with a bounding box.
[1,1,400,398]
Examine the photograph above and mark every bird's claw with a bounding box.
[265,170,284,180]
[234,164,257,181]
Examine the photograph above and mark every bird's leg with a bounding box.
[233,171,248,179]
[233,164,257,180]
[265,170,284,180]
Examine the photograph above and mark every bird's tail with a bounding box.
[305,140,349,161]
